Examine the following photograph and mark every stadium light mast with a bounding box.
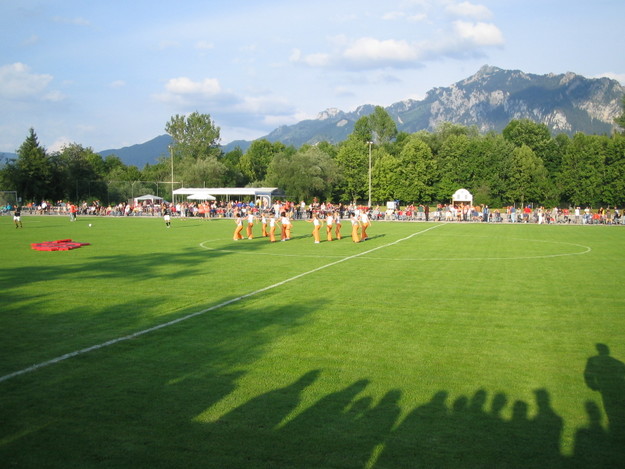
[169,144,174,204]
[367,141,373,208]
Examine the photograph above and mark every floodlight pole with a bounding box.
[169,144,174,204]
[367,141,373,208]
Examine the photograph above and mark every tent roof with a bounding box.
[135,194,163,201]
[452,188,473,202]
[173,187,285,197]
[187,193,216,200]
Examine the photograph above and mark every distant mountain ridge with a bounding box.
[98,65,624,166]
[99,134,173,168]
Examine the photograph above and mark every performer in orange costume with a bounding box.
[268,213,277,242]
[334,211,342,240]
[308,212,322,243]
[233,213,244,240]
[283,212,292,240]
[325,212,334,241]
[360,210,371,241]
[261,213,268,237]
[246,212,256,239]
[350,213,360,243]
[280,212,288,241]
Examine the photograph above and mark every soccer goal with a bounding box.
[0,191,18,214]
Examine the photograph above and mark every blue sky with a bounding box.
[1,0,623,154]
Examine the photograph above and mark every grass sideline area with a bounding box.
[1,215,624,467]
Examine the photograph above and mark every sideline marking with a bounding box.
[0,224,442,384]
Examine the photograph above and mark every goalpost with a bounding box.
[0,191,18,214]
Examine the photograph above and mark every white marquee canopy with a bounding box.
[173,187,285,205]
[451,188,473,205]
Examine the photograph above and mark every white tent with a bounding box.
[133,194,163,204]
[173,187,285,205]
[452,188,473,206]
[187,192,216,201]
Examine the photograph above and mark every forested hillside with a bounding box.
[3,103,625,209]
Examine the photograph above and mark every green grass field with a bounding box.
[1,215,624,468]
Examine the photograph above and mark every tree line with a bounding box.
[2,101,625,208]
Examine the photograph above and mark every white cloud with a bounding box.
[453,21,504,46]
[52,16,91,26]
[343,37,420,63]
[0,63,54,99]
[43,90,66,102]
[195,40,215,50]
[382,11,406,21]
[110,80,126,88]
[595,72,625,85]
[446,2,493,20]
[382,10,426,22]
[407,13,427,22]
[48,137,72,153]
[290,49,332,67]
[22,35,40,46]
[165,77,222,96]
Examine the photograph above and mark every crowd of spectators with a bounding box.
[3,199,623,225]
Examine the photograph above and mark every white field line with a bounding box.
[0,224,443,384]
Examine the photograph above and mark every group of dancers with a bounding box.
[233,210,371,243]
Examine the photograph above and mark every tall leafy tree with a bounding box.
[395,135,436,203]
[560,133,606,206]
[503,119,559,175]
[55,143,107,201]
[615,96,625,132]
[600,134,625,206]
[265,146,338,201]
[179,157,228,188]
[371,149,400,203]
[221,147,247,186]
[434,133,471,200]
[165,112,221,160]
[369,106,397,145]
[334,136,368,202]
[238,139,286,184]
[14,128,52,202]
[505,144,549,206]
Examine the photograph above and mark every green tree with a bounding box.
[560,133,606,206]
[334,137,368,202]
[434,133,472,200]
[165,112,221,160]
[179,157,228,188]
[395,135,436,203]
[369,106,397,145]
[239,139,286,184]
[371,150,401,202]
[221,147,247,186]
[265,146,338,201]
[14,128,52,202]
[55,143,107,202]
[615,96,625,132]
[506,144,549,206]
[600,134,625,206]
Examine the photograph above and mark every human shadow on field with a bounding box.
[572,401,612,469]
[0,297,320,467]
[198,373,577,469]
[359,234,386,241]
[375,387,567,469]
[584,343,625,441]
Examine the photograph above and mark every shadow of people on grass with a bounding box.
[584,343,625,441]
[195,346,625,468]
[573,401,612,469]
[376,388,566,469]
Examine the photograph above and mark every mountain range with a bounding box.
[6,65,622,168]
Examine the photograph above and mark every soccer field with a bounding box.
[1,215,624,468]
